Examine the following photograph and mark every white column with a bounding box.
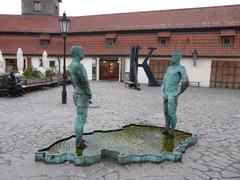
[118,59,121,82]
[96,58,100,81]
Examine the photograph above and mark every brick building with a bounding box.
[22,0,61,16]
[0,3,240,88]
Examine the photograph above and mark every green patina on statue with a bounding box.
[161,51,189,137]
[70,45,92,148]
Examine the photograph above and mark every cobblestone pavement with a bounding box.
[0,81,240,180]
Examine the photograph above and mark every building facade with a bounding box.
[22,0,61,16]
[0,4,240,88]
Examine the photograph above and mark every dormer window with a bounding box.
[34,1,42,12]
[39,34,50,49]
[41,40,49,48]
[158,38,168,47]
[106,39,115,48]
[158,32,170,47]
[105,33,117,48]
[221,36,234,47]
[220,30,235,48]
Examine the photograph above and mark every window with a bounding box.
[40,40,49,49]
[106,39,115,48]
[158,38,169,47]
[39,58,43,67]
[49,61,55,68]
[221,36,234,47]
[34,2,41,12]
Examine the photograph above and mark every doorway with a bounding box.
[99,60,119,81]
[5,59,17,72]
[5,58,27,73]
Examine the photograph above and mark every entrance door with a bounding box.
[99,60,119,81]
[210,60,240,89]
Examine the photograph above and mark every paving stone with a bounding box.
[0,82,240,179]
[26,176,49,180]
[192,169,210,180]
[226,166,240,173]
[139,176,185,180]
[104,172,119,180]
[221,170,240,178]
[206,171,222,179]
[87,166,109,180]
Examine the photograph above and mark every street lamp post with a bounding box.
[59,12,70,104]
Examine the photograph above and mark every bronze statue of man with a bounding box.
[70,45,92,148]
[161,51,189,137]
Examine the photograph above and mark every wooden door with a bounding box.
[210,60,240,89]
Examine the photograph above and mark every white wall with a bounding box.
[31,56,93,80]
[129,57,213,87]
[31,56,60,70]
[137,57,149,84]
[123,57,151,83]
[181,58,212,87]
[125,58,130,72]
[57,57,93,80]
[81,58,93,80]
[31,57,40,69]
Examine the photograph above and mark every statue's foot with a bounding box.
[168,129,175,137]
[76,140,87,149]
[75,147,84,156]
[162,129,169,135]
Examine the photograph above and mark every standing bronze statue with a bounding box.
[70,45,92,148]
[161,51,189,137]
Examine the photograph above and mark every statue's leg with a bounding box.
[163,97,170,134]
[168,97,177,136]
[75,106,88,147]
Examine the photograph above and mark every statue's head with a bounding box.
[171,51,182,65]
[71,45,84,61]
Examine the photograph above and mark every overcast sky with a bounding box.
[0,0,240,16]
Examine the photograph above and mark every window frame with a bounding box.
[49,60,55,68]
[106,39,115,48]
[221,36,234,48]
[34,1,42,12]
[158,37,169,47]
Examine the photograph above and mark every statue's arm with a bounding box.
[70,75,76,88]
[78,68,92,99]
[178,67,189,96]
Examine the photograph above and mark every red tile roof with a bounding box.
[105,33,117,39]
[220,29,236,36]
[0,4,240,33]
[1,33,240,57]
[158,32,171,37]
[0,15,59,33]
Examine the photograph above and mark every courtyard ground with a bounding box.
[0,81,240,180]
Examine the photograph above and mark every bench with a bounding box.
[190,81,200,87]
[0,88,10,97]
[124,81,135,87]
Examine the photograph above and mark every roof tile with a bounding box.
[1,33,240,57]
[0,4,240,33]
